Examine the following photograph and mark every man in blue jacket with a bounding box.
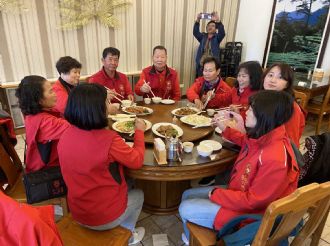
[193,11,225,77]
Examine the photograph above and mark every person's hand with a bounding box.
[227,111,246,133]
[128,94,134,102]
[106,100,119,115]
[135,118,146,131]
[229,104,240,114]
[106,89,115,100]
[194,99,203,110]
[140,82,151,93]
[196,13,202,21]
[201,94,208,103]
[211,11,220,22]
[211,115,227,131]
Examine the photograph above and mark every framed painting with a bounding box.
[263,0,330,71]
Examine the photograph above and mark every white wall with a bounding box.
[235,0,330,77]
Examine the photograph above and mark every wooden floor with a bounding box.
[14,121,330,246]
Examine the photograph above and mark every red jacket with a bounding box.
[52,80,69,115]
[284,102,305,147]
[0,191,63,246]
[24,111,70,173]
[135,66,181,100]
[230,87,257,120]
[89,68,134,103]
[58,126,145,226]
[186,77,232,108]
[211,125,299,230]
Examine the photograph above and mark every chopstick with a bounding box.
[144,80,156,98]
[202,88,215,109]
[104,86,124,98]
[215,105,243,111]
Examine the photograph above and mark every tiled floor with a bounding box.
[14,120,330,246]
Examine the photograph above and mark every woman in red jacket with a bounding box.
[58,83,146,244]
[179,90,299,244]
[262,63,305,147]
[186,56,231,109]
[52,56,82,115]
[15,75,70,173]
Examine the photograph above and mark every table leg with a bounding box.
[135,179,191,215]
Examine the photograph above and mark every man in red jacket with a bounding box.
[134,45,181,101]
[89,47,134,103]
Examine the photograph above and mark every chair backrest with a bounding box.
[225,77,236,87]
[0,125,22,192]
[252,182,330,246]
[321,85,330,110]
[294,90,308,110]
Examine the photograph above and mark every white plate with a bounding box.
[171,107,200,117]
[161,99,175,104]
[108,114,136,121]
[112,119,152,134]
[215,127,222,134]
[151,123,183,138]
[122,106,153,116]
[200,140,222,151]
[180,115,212,127]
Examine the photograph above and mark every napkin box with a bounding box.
[153,138,167,165]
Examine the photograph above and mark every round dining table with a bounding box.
[111,101,237,215]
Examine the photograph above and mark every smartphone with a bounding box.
[200,13,212,20]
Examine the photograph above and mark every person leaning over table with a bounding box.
[89,47,134,103]
[52,56,82,115]
[134,45,181,101]
[58,83,146,245]
[194,11,225,77]
[186,56,231,110]
[179,90,299,244]
[15,75,70,173]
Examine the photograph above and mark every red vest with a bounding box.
[58,127,130,226]
[24,111,69,173]
[0,191,63,245]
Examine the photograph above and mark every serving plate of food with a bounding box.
[112,119,152,134]
[161,99,175,104]
[151,123,183,138]
[171,107,200,117]
[122,106,153,116]
[180,114,212,127]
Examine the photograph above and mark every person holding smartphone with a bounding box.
[193,11,225,77]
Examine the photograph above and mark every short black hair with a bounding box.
[247,90,294,139]
[235,61,263,90]
[153,45,167,55]
[64,83,108,130]
[102,47,120,59]
[207,20,216,26]
[15,75,47,115]
[202,56,220,70]
[262,63,294,96]
[56,56,82,75]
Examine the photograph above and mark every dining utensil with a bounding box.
[202,88,215,109]
[144,80,156,98]
[215,105,243,111]
[104,86,124,98]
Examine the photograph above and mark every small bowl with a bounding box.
[207,109,215,116]
[183,142,194,153]
[152,97,162,104]
[197,144,213,157]
[121,100,132,107]
[144,98,151,104]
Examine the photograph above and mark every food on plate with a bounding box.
[156,125,178,137]
[125,106,149,114]
[175,107,198,116]
[181,114,211,126]
[115,121,135,133]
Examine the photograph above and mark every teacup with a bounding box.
[207,109,215,116]
[144,98,151,104]
[183,142,194,153]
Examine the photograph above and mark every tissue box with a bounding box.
[153,138,167,165]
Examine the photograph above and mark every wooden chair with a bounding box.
[187,182,330,246]
[306,86,330,134]
[0,125,68,215]
[294,90,308,110]
[225,77,236,88]
[57,214,131,246]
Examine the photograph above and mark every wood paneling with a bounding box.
[0,0,240,94]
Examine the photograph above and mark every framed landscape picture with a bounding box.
[263,0,330,71]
